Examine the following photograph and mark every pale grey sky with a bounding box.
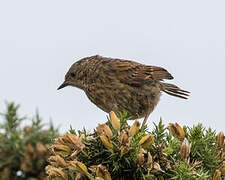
[0,0,225,132]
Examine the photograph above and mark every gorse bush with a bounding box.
[0,102,59,180]
[0,103,224,179]
[46,112,225,180]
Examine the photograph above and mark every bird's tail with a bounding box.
[160,82,190,99]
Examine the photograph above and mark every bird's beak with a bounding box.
[57,81,68,90]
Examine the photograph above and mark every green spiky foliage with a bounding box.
[188,125,219,173]
[46,112,225,180]
[0,102,59,180]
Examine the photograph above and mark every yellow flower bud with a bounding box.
[36,142,47,157]
[153,162,163,172]
[168,123,185,139]
[96,165,111,180]
[96,124,105,135]
[118,130,129,145]
[216,131,224,148]
[100,135,113,150]
[180,138,190,160]
[136,151,145,166]
[139,134,154,148]
[54,144,71,157]
[45,165,65,179]
[26,143,35,157]
[95,177,104,180]
[64,133,85,150]
[70,160,93,179]
[21,156,32,172]
[76,173,83,180]
[129,120,140,137]
[212,170,221,180]
[70,150,79,158]
[220,163,225,176]
[103,124,113,140]
[109,111,120,131]
[120,145,130,156]
[96,166,104,178]
[146,151,153,170]
[75,161,88,174]
[118,130,130,155]
[48,155,67,167]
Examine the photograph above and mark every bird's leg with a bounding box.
[141,111,151,128]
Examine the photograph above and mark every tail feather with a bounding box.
[160,83,190,99]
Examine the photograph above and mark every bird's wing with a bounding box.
[99,59,173,87]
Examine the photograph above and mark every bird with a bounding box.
[57,55,189,127]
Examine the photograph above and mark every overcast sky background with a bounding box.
[0,0,225,133]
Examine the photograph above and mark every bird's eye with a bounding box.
[70,72,76,77]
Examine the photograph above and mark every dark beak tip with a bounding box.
[57,82,67,90]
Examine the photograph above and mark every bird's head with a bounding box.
[57,59,89,90]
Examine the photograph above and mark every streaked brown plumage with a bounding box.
[58,55,189,127]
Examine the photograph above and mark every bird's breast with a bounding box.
[84,81,161,119]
